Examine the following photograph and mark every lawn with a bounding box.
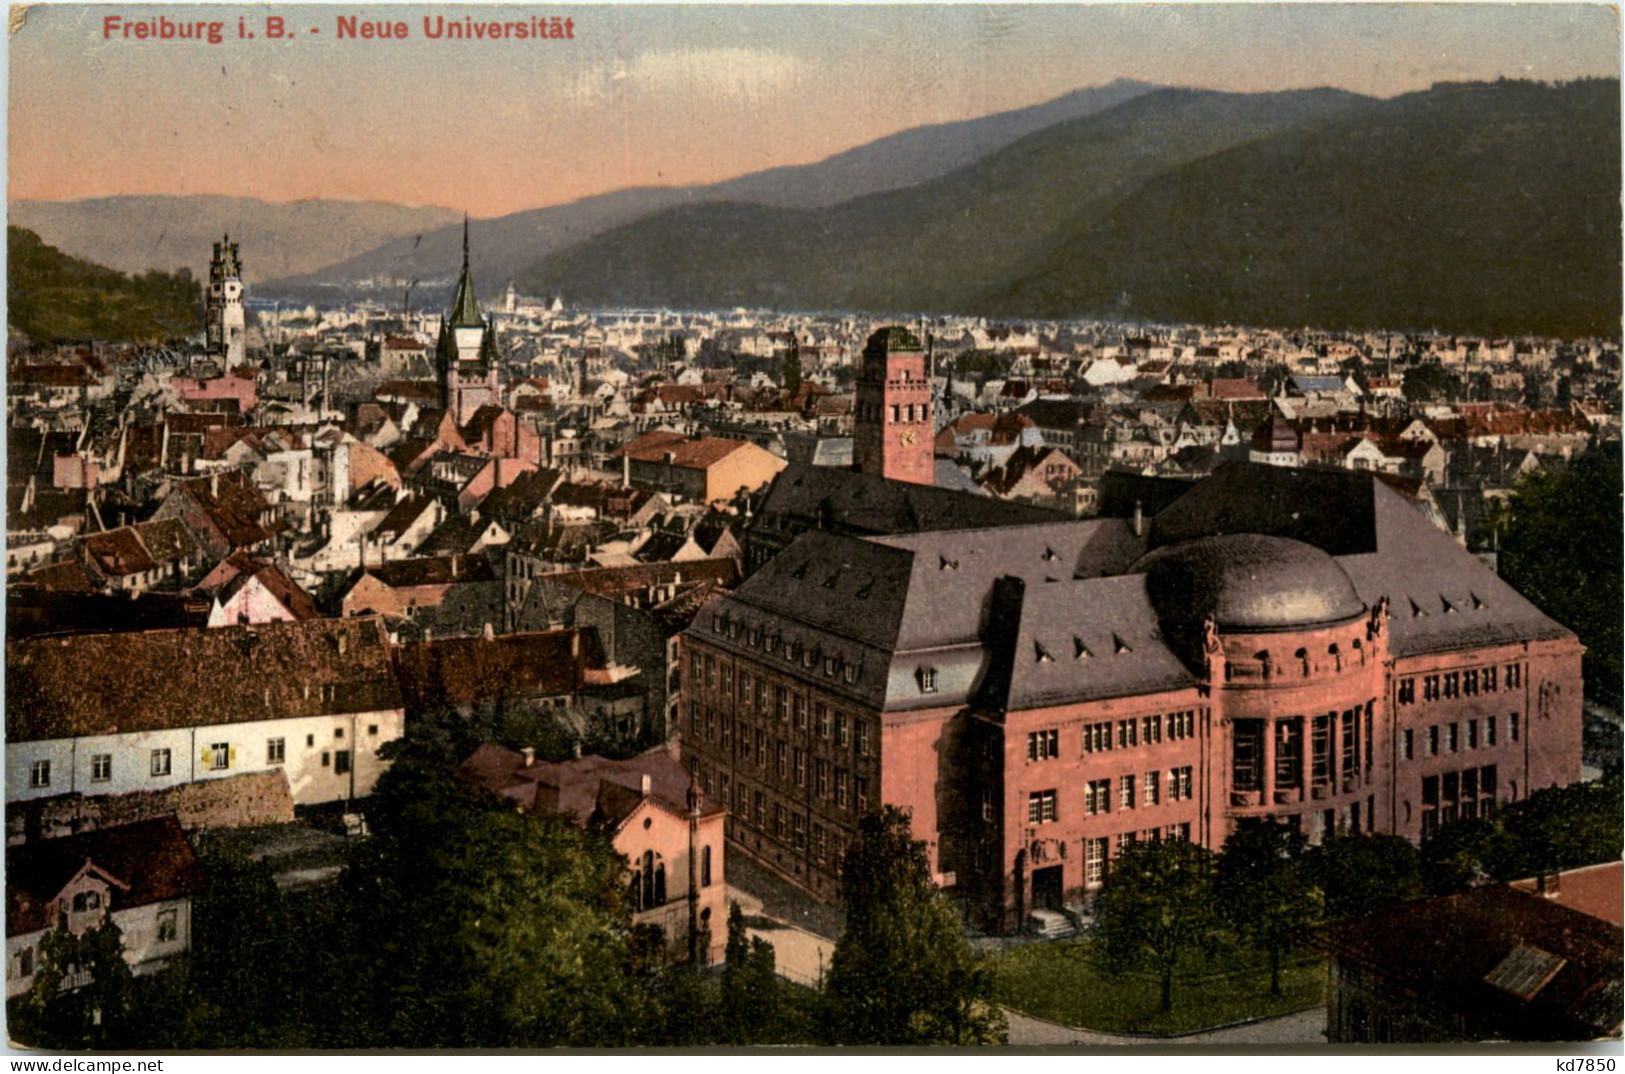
[991,939,1326,1036]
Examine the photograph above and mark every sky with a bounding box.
[8,3,1620,217]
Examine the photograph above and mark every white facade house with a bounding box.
[7,816,205,998]
[7,618,405,809]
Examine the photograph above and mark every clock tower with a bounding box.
[853,325,933,485]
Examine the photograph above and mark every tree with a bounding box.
[781,339,802,395]
[8,920,136,1049]
[720,901,780,1043]
[824,807,1006,1045]
[1215,821,1323,995]
[338,743,644,1047]
[1498,445,1623,707]
[1401,362,1462,402]
[1094,838,1222,1013]
[1305,832,1422,921]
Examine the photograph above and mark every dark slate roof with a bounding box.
[754,462,1062,541]
[1138,534,1367,633]
[1005,574,1197,709]
[394,630,605,710]
[1149,461,1380,557]
[7,617,402,741]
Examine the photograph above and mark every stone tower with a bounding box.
[206,235,246,366]
[853,325,933,485]
[435,216,501,425]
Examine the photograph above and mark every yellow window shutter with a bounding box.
[201,747,212,765]
[227,746,237,768]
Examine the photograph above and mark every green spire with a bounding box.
[446,213,483,327]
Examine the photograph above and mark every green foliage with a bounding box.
[1421,773,1624,894]
[1094,838,1223,1012]
[1401,362,1463,403]
[337,742,644,1047]
[8,921,137,1049]
[8,226,200,343]
[825,807,1007,1044]
[719,901,782,1043]
[1305,832,1423,921]
[1215,821,1323,995]
[781,340,802,394]
[1497,445,1624,707]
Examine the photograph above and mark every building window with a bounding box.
[1510,712,1520,741]
[818,705,833,740]
[1397,678,1416,704]
[1084,722,1113,753]
[792,813,806,849]
[776,741,788,779]
[1402,729,1414,761]
[268,737,286,765]
[1028,789,1057,824]
[1468,719,1479,750]
[72,891,102,913]
[1086,778,1112,815]
[1443,672,1460,700]
[157,908,179,944]
[1428,725,1440,757]
[835,769,849,809]
[151,748,171,778]
[28,759,51,789]
[793,748,806,787]
[1142,715,1162,745]
[815,759,830,798]
[1167,711,1195,740]
[792,695,806,729]
[1464,669,1479,696]
[855,721,871,757]
[209,743,230,771]
[1117,719,1138,749]
[1116,831,1138,856]
[855,776,869,814]
[918,666,938,693]
[1506,664,1522,689]
[1169,766,1193,801]
[321,751,331,768]
[1484,667,1498,692]
[1119,774,1136,810]
[18,947,33,979]
[1085,837,1107,887]
[91,754,112,783]
[1487,715,1497,746]
[1144,770,1160,806]
[753,790,766,823]
[773,805,786,838]
[1447,723,1459,753]
[1028,729,1059,762]
[721,665,733,696]
[1423,675,1441,701]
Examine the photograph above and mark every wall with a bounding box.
[8,770,296,845]
[6,709,404,807]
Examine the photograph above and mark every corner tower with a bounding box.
[853,325,933,485]
[436,216,500,425]
[206,235,246,366]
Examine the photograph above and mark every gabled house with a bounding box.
[7,816,207,998]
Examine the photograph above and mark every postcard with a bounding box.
[4,2,1621,1055]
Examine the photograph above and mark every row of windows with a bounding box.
[1421,765,1500,836]
[25,726,380,789]
[1398,663,1523,705]
[1076,711,1198,755]
[698,633,861,687]
[1028,766,1194,824]
[690,702,872,760]
[1401,713,1517,760]
[688,755,872,832]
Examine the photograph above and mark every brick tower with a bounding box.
[853,325,933,485]
[205,235,246,366]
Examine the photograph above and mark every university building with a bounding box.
[679,339,1583,929]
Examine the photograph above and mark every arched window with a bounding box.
[653,862,666,907]
[702,845,713,888]
[640,851,655,910]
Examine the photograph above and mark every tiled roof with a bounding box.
[393,630,604,709]
[7,617,402,742]
[458,743,721,828]
[8,816,207,937]
[355,551,496,589]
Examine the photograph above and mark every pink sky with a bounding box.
[10,4,1619,217]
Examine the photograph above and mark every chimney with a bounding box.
[622,451,631,488]
[640,773,652,797]
[210,472,219,498]
[1132,500,1143,538]
[521,746,535,767]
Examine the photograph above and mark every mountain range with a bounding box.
[7,196,463,285]
[518,79,1620,337]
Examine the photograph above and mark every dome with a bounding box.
[1137,534,1366,633]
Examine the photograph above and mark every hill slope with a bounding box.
[518,87,1369,312]
[7,196,462,284]
[264,80,1160,301]
[989,79,1622,337]
[8,226,200,343]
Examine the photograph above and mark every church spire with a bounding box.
[447,212,483,328]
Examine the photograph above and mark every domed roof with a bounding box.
[863,325,922,358]
[1137,534,1365,632]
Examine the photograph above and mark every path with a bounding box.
[1005,1005,1327,1046]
